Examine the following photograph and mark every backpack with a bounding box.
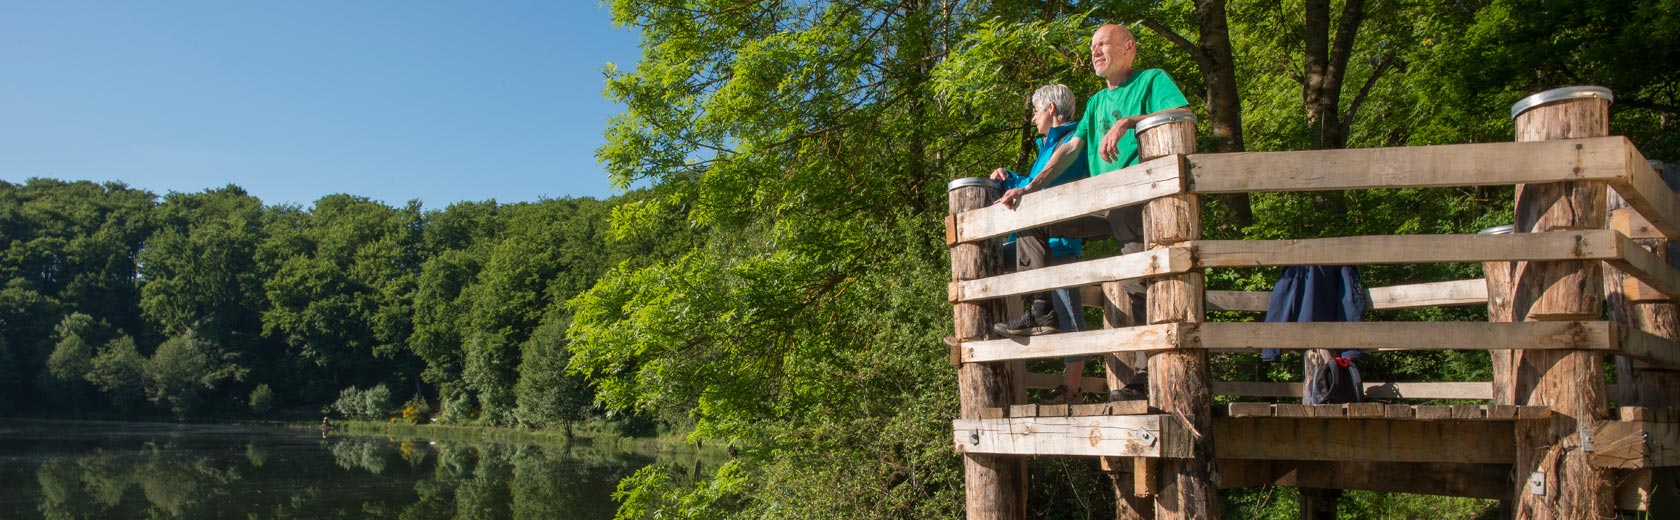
[1306,356,1362,405]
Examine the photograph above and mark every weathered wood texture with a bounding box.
[1206,279,1489,312]
[1588,421,1680,469]
[1213,381,1494,400]
[951,415,1192,458]
[1216,460,1512,500]
[1022,372,1109,393]
[949,247,1191,302]
[1487,250,1518,406]
[1140,119,1217,520]
[962,323,1185,363]
[1223,402,1545,420]
[1192,230,1621,268]
[950,183,1026,520]
[1186,136,1640,193]
[1214,417,1519,464]
[952,155,1184,243]
[1607,193,1680,421]
[1509,92,1613,520]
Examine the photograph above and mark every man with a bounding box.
[992,23,1191,338]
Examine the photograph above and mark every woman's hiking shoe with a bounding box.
[993,310,1060,337]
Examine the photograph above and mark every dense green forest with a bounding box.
[4,0,1679,518]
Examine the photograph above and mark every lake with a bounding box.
[0,419,686,519]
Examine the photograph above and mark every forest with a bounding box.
[4,0,1680,518]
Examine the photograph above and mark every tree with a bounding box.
[87,335,146,413]
[514,310,593,435]
[145,330,245,417]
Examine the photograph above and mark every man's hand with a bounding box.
[994,188,1025,209]
[1099,116,1136,163]
[989,167,1009,182]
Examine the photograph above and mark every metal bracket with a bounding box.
[1528,472,1546,495]
[968,429,981,446]
[1580,426,1595,452]
[1138,430,1157,447]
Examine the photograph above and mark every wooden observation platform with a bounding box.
[945,86,1680,519]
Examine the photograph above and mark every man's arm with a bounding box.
[1098,106,1191,163]
[995,136,1086,208]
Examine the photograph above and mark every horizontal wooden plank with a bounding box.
[1609,232,1680,301]
[1214,417,1516,464]
[1198,321,1615,352]
[1590,421,1680,469]
[954,155,1184,243]
[1193,230,1622,268]
[1607,142,1680,239]
[1222,402,1540,419]
[952,415,1190,458]
[1022,372,1110,393]
[951,247,1192,303]
[1216,460,1512,500]
[1208,280,1489,312]
[1205,290,1273,312]
[1618,325,1680,371]
[1188,137,1637,193]
[1212,381,1493,400]
[963,323,1185,363]
[965,322,1625,364]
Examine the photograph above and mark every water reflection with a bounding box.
[0,420,700,520]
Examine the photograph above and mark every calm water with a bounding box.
[0,419,678,519]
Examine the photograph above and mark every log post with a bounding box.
[1508,86,1614,519]
[1481,224,1517,406]
[1102,274,1155,520]
[949,178,1027,520]
[1606,161,1680,410]
[1137,113,1219,519]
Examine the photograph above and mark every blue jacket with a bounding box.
[1001,122,1087,257]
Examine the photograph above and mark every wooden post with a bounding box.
[949,179,1027,520]
[1606,160,1680,408]
[1508,86,1614,519]
[1482,224,1518,406]
[1137,113,1219,519]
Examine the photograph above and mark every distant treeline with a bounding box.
[0,178,693,432]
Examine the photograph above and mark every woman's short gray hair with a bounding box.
[1031,84,1076,120]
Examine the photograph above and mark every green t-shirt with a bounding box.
[1074,68,1190,174]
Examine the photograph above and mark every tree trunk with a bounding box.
[1139,119,1218,520]
[950,182,1027,520]
[1509,92,1612,520]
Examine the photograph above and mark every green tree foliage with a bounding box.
[145,330,245,417]
[87,335,146,412]
[249,383,275,416]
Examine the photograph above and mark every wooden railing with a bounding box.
[946,86,1680,518]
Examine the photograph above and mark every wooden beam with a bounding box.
[1618,325,1680,371]
[1197,321,1615,352]
[1205,290,1272,312]
[1590,421,1680,469]
[950,247,1192,303]
[1606,142,1680,239]
[1614,468,1680,513]
[1207,280,1489,312]
[1214,417,1517,464]
[1215,460,1512,500]
[1212,381,1494,400]
[952,415,1192,458]
[1021,372,1109,393]
[966,322,1631,364]
[1192,230,1622,268]
[1612,207,1666,240]
[1609,232,1680,300]
[962,323,1185,363]
[1187,137,1639,194]
[953,155,1184,243]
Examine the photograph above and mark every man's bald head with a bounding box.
[1090,24,1139,87]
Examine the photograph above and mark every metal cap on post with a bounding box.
[1510,86,1613,120]
[1134,112,1199,135]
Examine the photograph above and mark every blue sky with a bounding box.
[0,2,643,209]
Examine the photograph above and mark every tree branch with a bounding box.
[1137,17,1207,65]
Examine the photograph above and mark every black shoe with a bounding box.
[993,310,1060,337]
